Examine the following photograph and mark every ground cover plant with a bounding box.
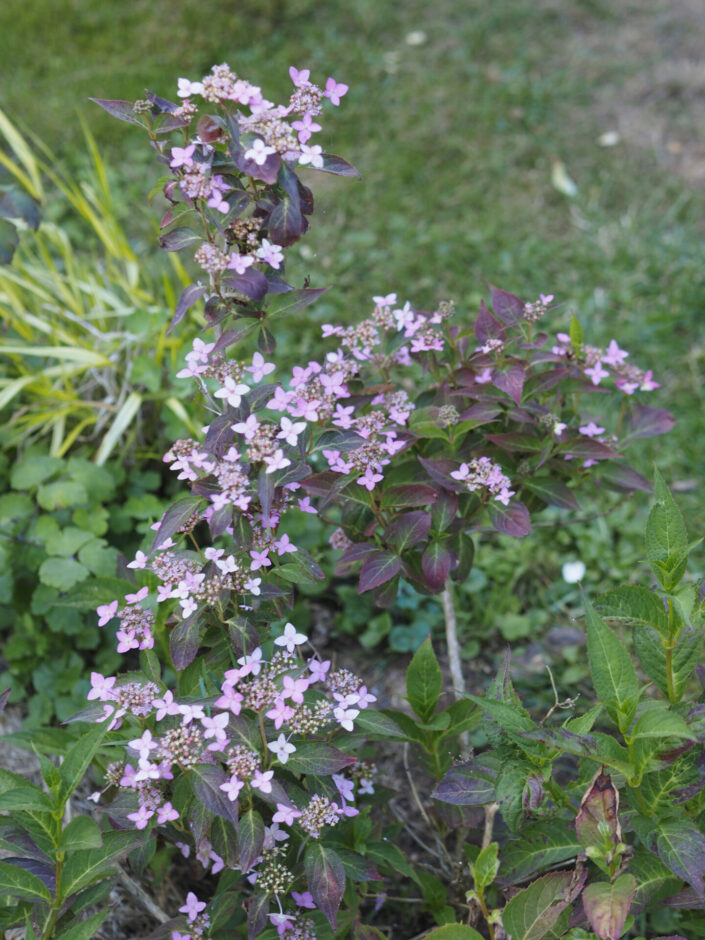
[0,62,701,940]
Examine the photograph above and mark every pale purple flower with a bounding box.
[227,252,255,275]
[219,775,244,802]
[127,551,148,570]
[270,914,294,936]
[268,733,297,764]
[179,892,207,922]
[125,585,149,605]
[244,576,262,596]
[332,403,355,428]
[179,703,205,725]
[129,729,158,760]
[324,77,349,105]
[292,890,316,909]
[237,648,263,677]
[584,361,609,385]
[308,659,331,682]
[87,672,115,701]
[264,449,291,474]
[201,712,230,743]
[356,685,377,709]
[247,351,276,382]
[266,697,295,729]
[640,370,659,391]
[475,367,493,384]
[215,685,243,715]
[298,496,317,514]
[232,414,259,441]
[272,533,297,556]
[578,421,605,437]
[249,548,272,571]
[274,622,308,653]
[320,371,348,398]
[292,112,322,144]
[273,803,302,826]
[263,822,289,849]
[267,386,294,411]
[256,239,284,270]
[127,805,154,830]
[333,774,355,801]
[157,802,179,824]
[602,339,628,366]
[289,66,311,87]
[334,706,360,731]
[170,145,196,169]
[96,600,118,626]
[251,769,274,794]
[373,293,397,306]
[152,690,180,721]
[358,467,383,491]
[244,138,276,166]
[277,416,306,446]
[282,674,310,704]
[177,77,204,97]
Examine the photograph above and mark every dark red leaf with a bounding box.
[190,763,239,826]
[167,284,206,334]
[358,551,402,593]
[488,500,531,537]
[247,894,270,939]
[169,614,203,670]
[236,150,281,184]
[474,300,505,346]
[523,478,580,510]
[421,541,452,591]
[373,575,400,608]
[624,404,676,441]
[430,491,458,532]
[559,438,615,459]
[222,268,269,301]
[267,286,331,319]
[599,461,651,494]
[417,456,466,492]
[334,542,377,576]
[151,495,204,552]
[384,511,431,552]
[159,227,202,251]
[305,844,346,927]
[267,195,304,247]
[211,325,255,355]
[456,402,503,423]
[493,365,526,404]
[381,484,438,508]
[432,758,498,805]
[318,153,361,178]
[489,284,525,325]
[523,367,572,397]
[89,98,143,125]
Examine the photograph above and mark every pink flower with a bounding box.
[157,802,179,824]
[324,77,349,105]
[219,775,244,802]
[640,370,659,391]
[602,339,628,366]
[214,685,243,715]
[87,672,115,702]
[227,252,255,275]
[273,803,302,826]
[299,144,324,169]
[96,600,118,626]
[357,467,383,491]
[289,66,311,87]
[256,239,284,270]
[320,371,348,398]
[584,361,609,385]
[247,351,276,382]
[125,585,149,605]
[277,416,306,446]
[264,449,291,474]
[273,533,297,556]
[152,690,180,721]
[170,145,195,169]
[179,892,207,923]
[578,421,605,437]
[129,729,158,760]
[334,706,360,731]
[282,674,310,704]
[292,890,316,909]
[266,698,295,729]
[373,293,397,306]
[127,551,148,570]
[127,805,154,830]
[232,414,259,440]
[298,496,318,514]
[292,112,322,144]
[237,648,263,676]
[308,659,331,682]
[249,548,272,571]
[251,769,274,794]
[201,712,230,742]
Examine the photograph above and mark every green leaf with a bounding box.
[629,848,682,913]
[54,910,110,940]
[38,557,90,590]
[59,721,109,805]
[634,625,701,700]
[59,816,103,851]
[584,594,639,731]
[501,821,581,885]
[582,874,637,940]
[423,927,484,940]
[9,455,62,490]
[502,871,579,940]
[463,694,535,735]
[37,480,88,511]
[597,586,670,641]
[59,830,140,898]
[238,809,264,873]
[0,216,19,263]
[630,706,694,742]
[472,842,499,890]
[0,787,56,814]
[646,469,688,587]
[287,743,357,776]
[0,860,51,902]
[569,313,583,348]
[405,636,442,721]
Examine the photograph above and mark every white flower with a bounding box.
[562,561,586,584]
[244,138,276,166]
[268,733,297,764]
[274,622,308,653]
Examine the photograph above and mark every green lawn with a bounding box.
[2,0,704,523]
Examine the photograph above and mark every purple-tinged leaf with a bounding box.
[266,274,294,294]
[151,495,204,552]
[89,97,143,125]
[301,470,340,498]
[522,775,544,814]
[663,886,705,908]
[656,820,705,896]
[236,150,281,184]
[523,367,572,398]
[169,614,203,671]
[318,153,361,178]
[145,90,179,114]
[359,551,402,593]
[418,456,466,492]
[523,478,579,510]
[474,300,506,346]
[267,195,304,247]
[287,743,357,775]
[222,267,269,301]
[247,894,270,939]
[432,757,498,805]
[485,432,544,453]
[624,404,676,441]
[167,284,206,334]
[576,771,622,852]
[373,574,400,607]
[239,809,265,873]
[150,495,204,552]
[268,286,331,320]
[209,504,232,539]
[334,542,377,576]
[0,688,9,714]
[488,500,531,537]
[518,332,549,350]
[190,763,238,826]
[204,414,235,458]
[159,227,202,251]
[381,483,438,508]
[583,874,637,940]
[298,180,314,214]
[421,541,452,591]
[211,324,255,355]
[384,511,431,552]
[503,869,586,940]
[493,365,526,404]
[431,491,458,532]
[456,402,503,423]
[489,284,525,325]
[305,843,346,927]
[599,461,651,494]
[559,438,616,459]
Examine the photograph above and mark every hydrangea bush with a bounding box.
[2,62,698,940]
